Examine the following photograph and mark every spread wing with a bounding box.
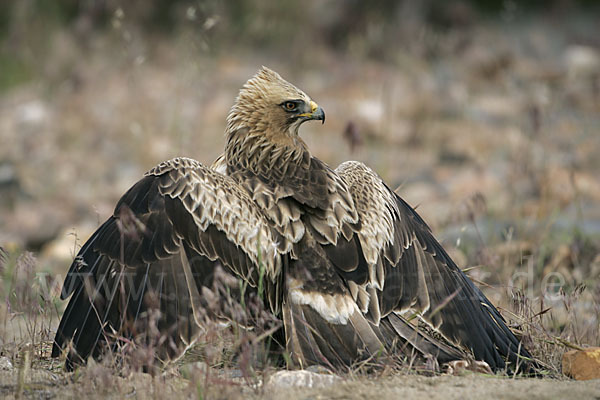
[52,157,282,369]
[330,161,532,371]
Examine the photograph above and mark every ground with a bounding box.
[1,361,600,399]
[1,2,599,398]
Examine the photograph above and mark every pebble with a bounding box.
[267,370,342,388]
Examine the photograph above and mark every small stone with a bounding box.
[562,347,600,380]
[267,370,341,388]
[0,356,13,370]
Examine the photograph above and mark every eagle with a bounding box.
[52,67,534,374]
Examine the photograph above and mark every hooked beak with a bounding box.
[298,100,325,124]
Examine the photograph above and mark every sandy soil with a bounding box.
[1,365,599,400]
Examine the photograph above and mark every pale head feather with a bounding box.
[226,67,313,137]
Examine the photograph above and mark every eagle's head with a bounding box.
[226,67,325,139]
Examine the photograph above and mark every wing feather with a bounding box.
[53,157,282,369]
[335,161,533,372]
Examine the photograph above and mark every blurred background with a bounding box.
[1,0,599,366]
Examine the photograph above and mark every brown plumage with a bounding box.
[53,67,535,373]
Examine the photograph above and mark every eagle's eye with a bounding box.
[282,101,298,112]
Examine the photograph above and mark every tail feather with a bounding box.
[282,298,475,371]
[384,312,465,364]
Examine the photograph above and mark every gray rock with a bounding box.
[267,370,342,389]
